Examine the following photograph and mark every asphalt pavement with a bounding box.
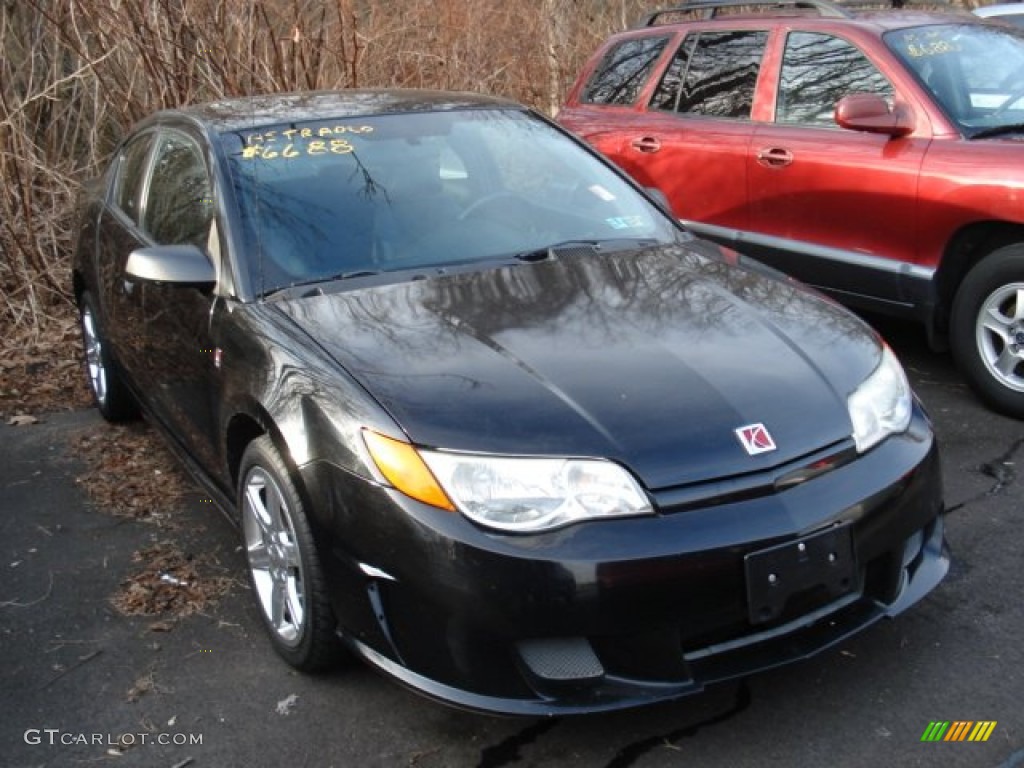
[2,316,1022,768]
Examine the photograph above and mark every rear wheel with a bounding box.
[238,436,342,671]
[78,290,136,422]
[951,245,1024,418]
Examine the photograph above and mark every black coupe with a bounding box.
[73,90,948,714]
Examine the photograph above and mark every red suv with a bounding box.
[559,0,1024,417]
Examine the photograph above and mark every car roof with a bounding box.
[136,89,522,135]
[973,2,1024,17]
[630,0,976,34]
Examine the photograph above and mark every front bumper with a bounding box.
[302,408,946,715]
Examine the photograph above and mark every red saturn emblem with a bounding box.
[735,423,776,455]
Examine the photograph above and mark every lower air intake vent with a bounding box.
[518,637,605,681]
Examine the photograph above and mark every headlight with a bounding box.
[421,452,652,532]
[362,430,651,533]
[848,345,912,452]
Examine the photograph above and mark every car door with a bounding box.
[123,128,223,471]
[745,30,929,306]
[625,29,770,231]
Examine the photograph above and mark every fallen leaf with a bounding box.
[7,414,38,426]
[276,693,299,716]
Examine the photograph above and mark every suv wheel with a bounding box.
[238,436,343,671]
[79,291,137,422]
[951,245,1024,418]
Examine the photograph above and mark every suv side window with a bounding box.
[651,31,769,118]
[113,134,154,226]
[777,32,894,126]
[582,36,671,106]
[143,132,214,247]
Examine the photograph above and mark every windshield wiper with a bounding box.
[264,269,382,299]
[515,238,657,263]
[970,123,1024,140]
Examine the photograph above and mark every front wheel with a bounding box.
[238,436,342,672]
[951,245,1024,418]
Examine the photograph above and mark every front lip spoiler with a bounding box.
[339,517,950,716]
[344,636,706,716]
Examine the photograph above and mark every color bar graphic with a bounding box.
[921,721,997,742]
[968,722,998,742]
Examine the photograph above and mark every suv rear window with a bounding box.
[582,36,671,105]
[651,31,769,118]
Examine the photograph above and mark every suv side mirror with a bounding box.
[125,244,216,287]
[835,94,913,138]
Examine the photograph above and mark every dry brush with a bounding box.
[1,0,643,335]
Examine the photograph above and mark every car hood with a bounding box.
[273,244,882,490]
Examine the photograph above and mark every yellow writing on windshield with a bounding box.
[241,139,355,160]
[245,125,373,145]
[906,40,961,57]
[901,30,963,59]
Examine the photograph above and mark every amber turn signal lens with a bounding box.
[362,430,456,511]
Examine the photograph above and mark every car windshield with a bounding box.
[220,108,677,296]
[885,23,1024,136]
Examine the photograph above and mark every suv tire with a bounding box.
[951,245,1024,418]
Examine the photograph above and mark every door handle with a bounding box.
[756,147,794,167]
[630,136,662,153]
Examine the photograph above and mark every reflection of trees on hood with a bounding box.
[424,243,870,348]
[281,241,877,374]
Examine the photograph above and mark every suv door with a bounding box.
[626,29,770,232]
[744,30,930,308]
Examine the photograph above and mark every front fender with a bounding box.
[217,301,403,506]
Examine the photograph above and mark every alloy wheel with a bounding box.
[976,282,1024,393]
[242,466,307,646]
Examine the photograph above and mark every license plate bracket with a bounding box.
[745,524,856,625]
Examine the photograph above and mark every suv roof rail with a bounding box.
[837,0,950,7]
[637,0,852,26]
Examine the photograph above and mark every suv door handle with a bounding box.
[757,147,793,167]
[630,136,662,153]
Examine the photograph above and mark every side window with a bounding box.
[143,133,213,247]
[651,31,769,118]
[777,32,894,126]
[582,35,670,106]
[113,134,154,225]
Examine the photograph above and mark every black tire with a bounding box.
[78,290,137,422]
[238,436,342,672]
[951,245,1024,418]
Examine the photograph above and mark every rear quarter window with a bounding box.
[582,35,671,106]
